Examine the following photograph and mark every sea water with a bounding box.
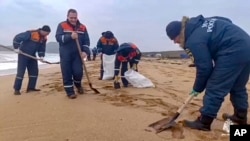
[0,51,60,76]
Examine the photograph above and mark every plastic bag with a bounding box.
[124,69,155,88]
[221,119,234,136]
[102,54,116,80]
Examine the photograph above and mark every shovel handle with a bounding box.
[0,45,60,64]
[75,39,100,94]
[75,39,90,81]
[0,45,41,61]
[177,94,194,114]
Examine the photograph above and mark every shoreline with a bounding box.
[0,63,59,76]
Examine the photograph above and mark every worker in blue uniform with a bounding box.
[13,25,51,95]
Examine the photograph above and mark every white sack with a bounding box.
[124,69,155,88]
[102,54,116,80]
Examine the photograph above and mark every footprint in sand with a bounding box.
[102,93,178,115]
[171,122,185,139]
[41,83,50,87]
[102,85,114,90]
[195,131,223,141]
[189,102,202,107]
[189,109,200,115]
[41,82,64,92]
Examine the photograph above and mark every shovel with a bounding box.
[75,39,100,94]
[0,45,60,64]
[147,94,194,133]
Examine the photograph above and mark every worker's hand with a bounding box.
[113,75,121,89]
[132,64,137,70]
[81,52,87,59]
[14,49,19,53]
[189,89,200,97]
[39,57,46,63]
[71,32,78,39]
[114,76,119,82]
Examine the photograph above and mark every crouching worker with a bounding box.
[97,31,119,80]
[114,42,141,89]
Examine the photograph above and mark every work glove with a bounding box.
[14,49,19,53]
[71,32,78,39]
[39,57,46,63]
[39,57,44,60]
[189,89,200,97]
[113,75,121,89]
[81,52,87,59]
[132,64,137,71]
[114,76,119,82]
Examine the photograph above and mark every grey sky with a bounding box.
[0,0,249,51]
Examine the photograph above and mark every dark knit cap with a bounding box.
[166,21,182,40]
[41,25,51,32]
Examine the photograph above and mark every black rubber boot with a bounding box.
[222,109,247,125]
[183,115,214,131]
[77,87,84,94]
[67,93,77,99]
[14,90,21,95]
[26,88,41,93]
[114,81,121,89]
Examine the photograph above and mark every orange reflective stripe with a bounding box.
[61,22,74,31]
[107,39,115,45]
[101,37,117,45]
[30,31,41,42]
[110,38,117,45]
[61,22,86,33]
[118,56,127,62]
[101,37,107,45]
[128,51,137,59]
[79,25,86,32]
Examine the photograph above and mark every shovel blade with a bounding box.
[148,117,170,128]
[155,121,177,133]
[147,113,180,133]
[147,117,176,133]
[146,121,176,133]
[89,83,100,94]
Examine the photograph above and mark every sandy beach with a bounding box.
[0,57,249,141]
